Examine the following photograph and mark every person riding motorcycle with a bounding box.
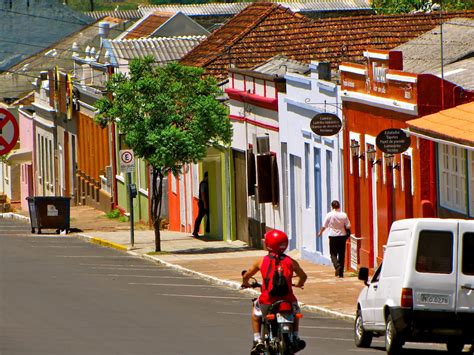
[242,229,307,354]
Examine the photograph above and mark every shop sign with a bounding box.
[376,129,411,154]
[310,113,342,136]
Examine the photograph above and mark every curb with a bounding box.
[76,232,355,321]
[0,212,30,222]
[76,233,128,252]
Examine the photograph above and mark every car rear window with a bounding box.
[462,232,474,275]
[416,230,453,274]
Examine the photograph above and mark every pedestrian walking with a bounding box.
[317,200,351,278]
[192,172,209,238]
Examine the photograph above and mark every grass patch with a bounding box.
[105,209,121,219]
[147,251,171,255]
[118,216,129,223]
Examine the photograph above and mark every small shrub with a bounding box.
[106,209,121,219]
[118,216,129,223]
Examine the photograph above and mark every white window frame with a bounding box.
[439,144,467,214]
[192,164,199,199]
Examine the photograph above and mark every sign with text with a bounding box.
[0,108,19,156]
[376,129,411,154]
[310,113,342,136]
[119,149,135,173]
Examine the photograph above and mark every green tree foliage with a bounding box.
[95,58,232,251]
[372,0,473,14]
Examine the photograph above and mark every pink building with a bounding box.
[17,104,35,211]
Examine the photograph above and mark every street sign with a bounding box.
[310,113,342,136]
[0,108,19,156]
[376,129,411,154]
[119,149,135,173]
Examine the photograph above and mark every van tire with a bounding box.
[354,309,372,348]
[385,315,403,355]
[446,341,464,353]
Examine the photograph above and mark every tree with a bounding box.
[372,0,473,14]
[95,58,232,252]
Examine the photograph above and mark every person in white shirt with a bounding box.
[317,200,351,278]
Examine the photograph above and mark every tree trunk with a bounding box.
[151,167,164,252]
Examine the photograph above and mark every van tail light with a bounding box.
[401,288,413,308]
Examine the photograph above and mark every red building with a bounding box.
[340,49,474,269]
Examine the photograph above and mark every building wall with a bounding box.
[19,109,35,210]
[279,64,344,264]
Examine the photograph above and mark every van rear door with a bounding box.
[456,221,474,314]
[411,222,457,313]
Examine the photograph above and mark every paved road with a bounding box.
[0,219,453,354]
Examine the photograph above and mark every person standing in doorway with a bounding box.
[192,171,209,238]
[317,200,351,278]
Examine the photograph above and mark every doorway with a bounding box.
[233,150,249,244]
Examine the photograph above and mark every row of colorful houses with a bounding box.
[2,2,474,272]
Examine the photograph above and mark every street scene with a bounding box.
[1,0,474,354]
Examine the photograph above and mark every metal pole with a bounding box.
[440,0,445,110]
[127,171,134,247]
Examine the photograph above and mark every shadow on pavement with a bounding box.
[172,246,256,255]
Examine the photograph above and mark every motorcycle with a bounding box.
[241,270,305,355]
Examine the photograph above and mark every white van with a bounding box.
[354,218,474,354]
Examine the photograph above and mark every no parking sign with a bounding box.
[0,108,19,156]
[119,149,135,173]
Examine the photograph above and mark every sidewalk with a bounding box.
[3,205,364,321]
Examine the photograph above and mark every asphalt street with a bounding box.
[0,219,453,354]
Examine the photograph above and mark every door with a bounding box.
[456,222,474,314]
[233,150,249,244]
[314,148,322,253]
[363,263,383,326]
[289,155,301,250]
[371,164,378,266]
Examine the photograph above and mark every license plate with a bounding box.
[420,293,449,305]
[276,313,294,323]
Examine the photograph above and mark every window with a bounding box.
[138,160,148,191]
[439,145,466,213]
[462,232,474,275]
[304,143,310,208]
[416,230,453,274]
[371,263,383,283]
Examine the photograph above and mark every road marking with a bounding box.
[79,263,158,268]
[300,326,352,330]
[156,293,248,300]
[30,246,89,248]
[105,274,189,279]
[217,311,247,316]
[56,255,136,259]
[90,267,169,271]
[302,336,353,342]
[129,282,218,287]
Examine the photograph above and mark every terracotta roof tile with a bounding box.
[407,102,474,147]
[181,3,474,80]
[123,12,174,40]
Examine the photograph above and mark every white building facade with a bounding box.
[278,62,344,264]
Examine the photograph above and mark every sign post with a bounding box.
[0,108,19,156]
[119,149,136,247]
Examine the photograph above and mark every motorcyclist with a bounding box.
[242,229,307,354]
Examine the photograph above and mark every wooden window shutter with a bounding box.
[257,154,273,203]
[271,155,279,205]
[247,148,256,196]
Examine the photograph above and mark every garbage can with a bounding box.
[26,196,71,234]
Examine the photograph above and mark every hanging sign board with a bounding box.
[0,108,19,156]
[119,149,135,173]
[376,129,411,154]
[310,113,342,136]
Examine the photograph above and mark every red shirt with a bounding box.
[258,254,297,305]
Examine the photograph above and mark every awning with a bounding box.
[6,148,32,163]
[405,101,474,149]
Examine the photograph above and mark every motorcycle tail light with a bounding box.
[295,313,303,319]
[266,314,275,320]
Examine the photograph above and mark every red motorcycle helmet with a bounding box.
[264,229,288,254]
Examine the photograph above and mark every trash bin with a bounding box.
[26,196,71,234]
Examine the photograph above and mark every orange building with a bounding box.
[340,49,474,269]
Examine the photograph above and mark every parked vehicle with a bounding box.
[354,218,474,354]
[242,271,304,355]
